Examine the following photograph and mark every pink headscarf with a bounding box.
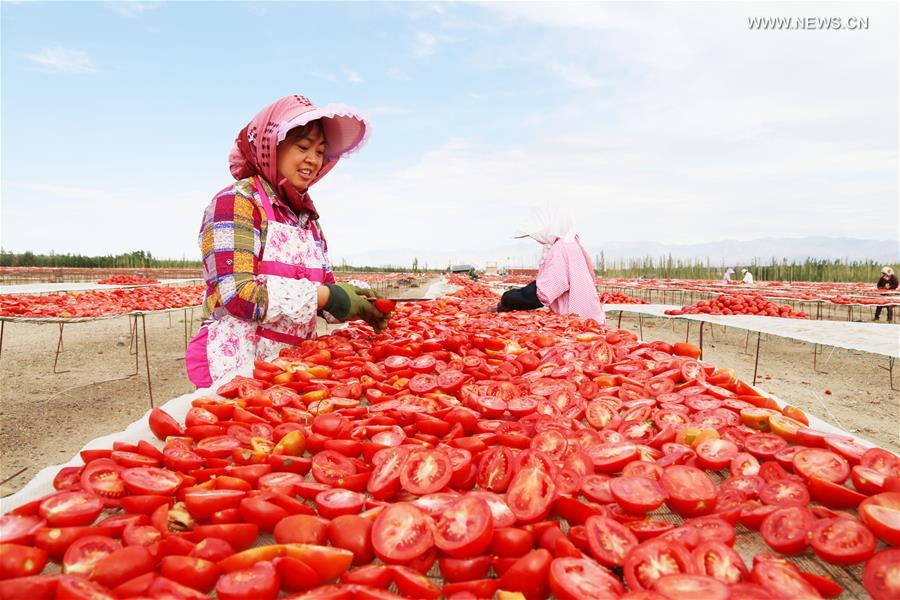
[228,94,369,215]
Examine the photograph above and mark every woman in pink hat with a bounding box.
[185,94,385,388]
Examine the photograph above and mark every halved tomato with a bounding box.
[548,556,625,600]
[792,448,850,484]
[80,459,125,507]
[858,492,900,546]
[584,515,638,568]
[39,492,103,527]
[505,467,556,524]
[659,465,717,517]
[864,548,900,600]
[121,467,181,496]
[624,538,693,591]
[692,540,748,584]
[809,517,876,566]
[371,503,433,564]
[434,495,493,558]
[400,449,452,495]
[609,476,666,514]
[653,574,730,600]
[760,506,813,555]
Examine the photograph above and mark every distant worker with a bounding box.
[495,204,604,324]
[742,268,754,285]
[874,266,898,321]
[722,267,735,284]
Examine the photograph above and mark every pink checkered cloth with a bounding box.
[535,236,605,324]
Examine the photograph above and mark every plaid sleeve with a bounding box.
[199,188,268,321]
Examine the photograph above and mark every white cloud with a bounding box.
[387,66,412,81]
[105,1,161,18]
[23,47,96,74]
[342,67,363,84]
[414,31,438,57]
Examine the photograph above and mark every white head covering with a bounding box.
[513,202,576,247]
[883,267,895,276]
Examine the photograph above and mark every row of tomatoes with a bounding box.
[1,279,898,600]
[0,285,204,318]
[664,295,809,319]
[598,293,647,305]
[96,276,161,286]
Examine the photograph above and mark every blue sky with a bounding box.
[2,1,897,267]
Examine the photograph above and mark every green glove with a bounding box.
[324,283,386,331]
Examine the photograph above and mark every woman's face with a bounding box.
[276,122,326,191]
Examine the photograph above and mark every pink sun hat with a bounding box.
[229,94,370,190]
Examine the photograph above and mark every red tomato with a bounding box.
[39,492,103,527]
[149,407,184,439]
[391,565,440,599]
[371,503,433,564]
[861,447,899,476]
[476,446,515,493]
[328,515,374,565]
[400,449,452,495]
[659,465,718,517]
[0,543,47,579]
[0,514,45,545]
[792,448,850,483]
[758,479,810,507]
[79,460,125,508]
[311,451,358,486]
[584,515,638,567]
[548,556,625,600]
[216,560,279,600]
[694,439,738,471]
[609,476,666,514]
[434,495,493,558]
[160,555,220,593]
[191,524,259,551]
[490,527,534,558]
[858,492,900,546]
[121,467,181,496]
[809,517,876,565]
[505,467,556,523]
[760,506,814,555]
[624,538,694,591]
[807,476,866,509]
[653,574,730,599]
[498,548,553,600]
[751,556,821,599]
[89,545,156,589]
[184,489,245,520]
[438,555,492,582]
[692,540,748,584]
[0,574,59,600]
[56,575,115,600]
[864,548,900,600]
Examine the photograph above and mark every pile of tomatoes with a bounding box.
[0,285,204,319]
[96,276,161,286]
[2,281,898,600]
[599,292,647,305]
[665,295,808,319]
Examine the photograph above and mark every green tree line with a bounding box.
[594,253,899,283]
[0,250,200,269]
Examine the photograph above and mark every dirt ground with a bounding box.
[2,283,898,499]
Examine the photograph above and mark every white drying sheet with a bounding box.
[0,279,203,295]
[605,303,900,358]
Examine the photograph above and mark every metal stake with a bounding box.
[53,322,70,374]
[752,331,762,386]
[141,313,153,407]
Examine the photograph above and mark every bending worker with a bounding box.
[875,266,898,322]
[496,204,605,324]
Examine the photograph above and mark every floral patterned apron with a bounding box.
[189,177,328,385]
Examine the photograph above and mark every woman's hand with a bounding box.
[322,283,387,332]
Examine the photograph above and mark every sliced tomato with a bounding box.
[792,448,850,484]
[809,517,876,566]
[808,476,866,509]
[864,548,900,600]
[121,467,181,496]
[653,574,730,599]
[191,523,259,551]
[858,492,900,546]
[89,545,156,589]
[371,503,433,564]
[80,459,125,508]
[624,538,694,591]
[160,555,220,593]
[39,492,103,527]
[751,556,820,599]
[694,438,738,471]
[692,540,748,584]
[216,560,279,600]
[584,515,638,568]
[548,556,625,600]
[609,476,666,514]
[659,465,717,517]
[760,506,813,555]
[758,479,810,507]
[434,495,493,558]
[505,467,556,524]
[400,449,452,495]
[0,514,45,545]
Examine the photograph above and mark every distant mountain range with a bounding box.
[333,236,899,269]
